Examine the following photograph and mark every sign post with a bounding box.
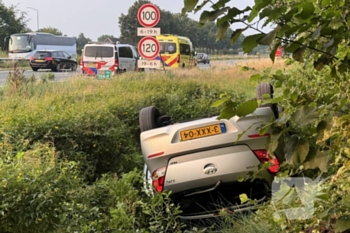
[137,3,161,69]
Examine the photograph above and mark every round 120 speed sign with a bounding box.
[138,36,160,60]
[137,3,161,28]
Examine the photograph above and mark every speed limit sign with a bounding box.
[137,3,160,28]
[138,36,160,60]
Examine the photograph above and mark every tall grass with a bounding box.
[0,58,288,232]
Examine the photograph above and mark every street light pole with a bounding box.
[27,7,39,31]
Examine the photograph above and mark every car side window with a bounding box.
[62,51,70,58]
[51,52,57,57]
[56,51,63,57]
[119,46,133,58]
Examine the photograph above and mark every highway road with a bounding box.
[0,61,238,86]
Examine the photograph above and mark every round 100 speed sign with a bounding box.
[138,36,160,60]
[137,3,161,28]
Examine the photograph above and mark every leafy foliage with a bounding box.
[182,0,350,231]
[38,26,63,36]
[0,1,28,49]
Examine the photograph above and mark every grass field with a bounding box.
[0,58,288,232]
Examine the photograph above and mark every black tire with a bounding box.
[71,63,77,72]
[139,106,161,132]
[32,67,39,72]
[256,83,279,118]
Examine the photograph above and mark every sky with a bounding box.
[3,0,263,41]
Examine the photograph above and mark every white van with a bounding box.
[81,42,139,75]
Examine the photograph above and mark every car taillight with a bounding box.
[253,149,279,174]
[152,167,166,192]
[177,54,180,63]
[80,57,83,66]
[45,57,53,61]
[30,56,34,61]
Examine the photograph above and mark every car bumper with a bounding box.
[30,61,54,69]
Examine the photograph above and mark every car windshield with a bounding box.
[84,46,114,58]
[33,51,51,58]
[9,35,33,53]
[197,53,204,57]
[159,42,177,54]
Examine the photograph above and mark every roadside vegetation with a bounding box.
[0,60,285,232]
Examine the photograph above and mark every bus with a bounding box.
[155,34,196,69]
[4,32,77,60]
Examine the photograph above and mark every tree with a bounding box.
[75,33,91,55]
[0,1,28,49]
[97,34,118,43]
[38,26,62,36]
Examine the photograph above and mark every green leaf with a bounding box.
[270,42,281,63]
[258,25,281,46]
[333,215,350,233]
[290,106,319,127]
[267,129,282,154]
[211,0,230,10]
[236,99,258,117]
[216,21,230,40]
[227,6,251,18]
[285,135,310,164]
[303,151,328,172]
[182,0,199,15]
[299,2,315,20]
[239,193,249,204]
[242,33,265,53]
[216,15,230,27]
[285,42,302,53]
[211,96,230,107]
[218,101,238,119]
[250,74,262,82]
[230,27,248,45]
[200,7,230,25]
[292,46,306,62]
[194,0,210,13]
[249,0,273,22]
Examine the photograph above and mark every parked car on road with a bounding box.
[196,53,210,64]
[29,50,77,72]
[139,83,283,220]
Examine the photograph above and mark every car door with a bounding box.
[118,46,134,71]
[62,51,73,69]
[55,51,67,69]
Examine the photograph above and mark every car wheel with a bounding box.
[71,63,77,72]
[32,67,39,72]
[256,83,279,118]
[139,106,161,132]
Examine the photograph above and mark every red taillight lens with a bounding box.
[45,57,53,61]
[253,150,279,174]
[30,56,34,61]
[80,58,83,66]
[177,55,180,63]
[152,167,166,192]
[115,58,119,67]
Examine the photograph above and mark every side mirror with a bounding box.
[68,56,71,59]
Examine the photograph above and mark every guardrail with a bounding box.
[0,58,29,63]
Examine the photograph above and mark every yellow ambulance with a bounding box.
[155,34,196,68]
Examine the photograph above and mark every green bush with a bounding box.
[0,73,247,181]
[0,69,255,232]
